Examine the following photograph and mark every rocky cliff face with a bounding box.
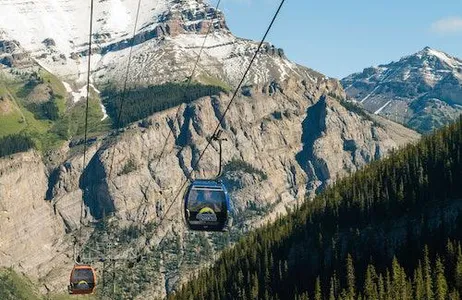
[52,77,418,230]
[92,0,229,56]
[297,96,418,194]
[342,47,462,133]
[0,151,73,292]
[0,31,33,68]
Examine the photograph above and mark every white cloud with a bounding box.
[431,17,462,34]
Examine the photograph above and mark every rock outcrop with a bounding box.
[0,151,72,292]
[297,95,419,194]
[0,32,32,68]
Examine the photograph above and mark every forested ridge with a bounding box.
[168,117,462,300]
[102,83,225,128]
[0,134,35,158]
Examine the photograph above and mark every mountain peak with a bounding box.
[341,47,462,133]
[412,46,462,68]
[0,0,228,56]
[417,46,444,57]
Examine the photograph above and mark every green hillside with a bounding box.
[0,267,99,300]
[0,68,109,157]
[169,117,462,300]
[0,268,42,300]
[1,69,227,157]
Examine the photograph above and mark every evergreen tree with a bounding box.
[250,273,259,299]
[378,274,385,300]
[0,134,35,157]
[299,292,310,300]
[314,277,322,300]
[391,257,401,299]
[329,276,336,300]
[346,254,356,300]
[364,264,378,300]
[435,255,448,300]
[385,270,392,300]
[391,258,408,300]
[448,289,460,300]
[455,246,462,292]
[423,246,433,300]
[102,83,226,128]
[413,261,424,300]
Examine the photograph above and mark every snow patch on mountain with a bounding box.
[62,81,73,93]
[71,85,88,103]
[89,28,302,89]
[360,85,380,103]
[374,101,391,114]
[100,103,108,121]
[426,48,462,68]
[107,0,132,34]
[0,0,171,54]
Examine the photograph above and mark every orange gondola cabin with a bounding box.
[68,265,96,295]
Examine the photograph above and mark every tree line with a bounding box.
[102,82,225,128]
[0,134,35,158]
[295,241,462,300]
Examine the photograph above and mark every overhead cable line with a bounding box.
[107,0,144,178]
[75,0,95,263]
[156,0,287,228]
[137,0,223,220]
[133,0,287,262]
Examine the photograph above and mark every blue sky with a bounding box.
[211,0,462,79]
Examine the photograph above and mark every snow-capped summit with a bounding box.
[400,47,462,85]
[0,0,316,127]
[343,47,462,89]
[0,0,231,78]
[415,46,462,69]
[0,0,170,54]
[342,47,462,133]
[0,0,302,87]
